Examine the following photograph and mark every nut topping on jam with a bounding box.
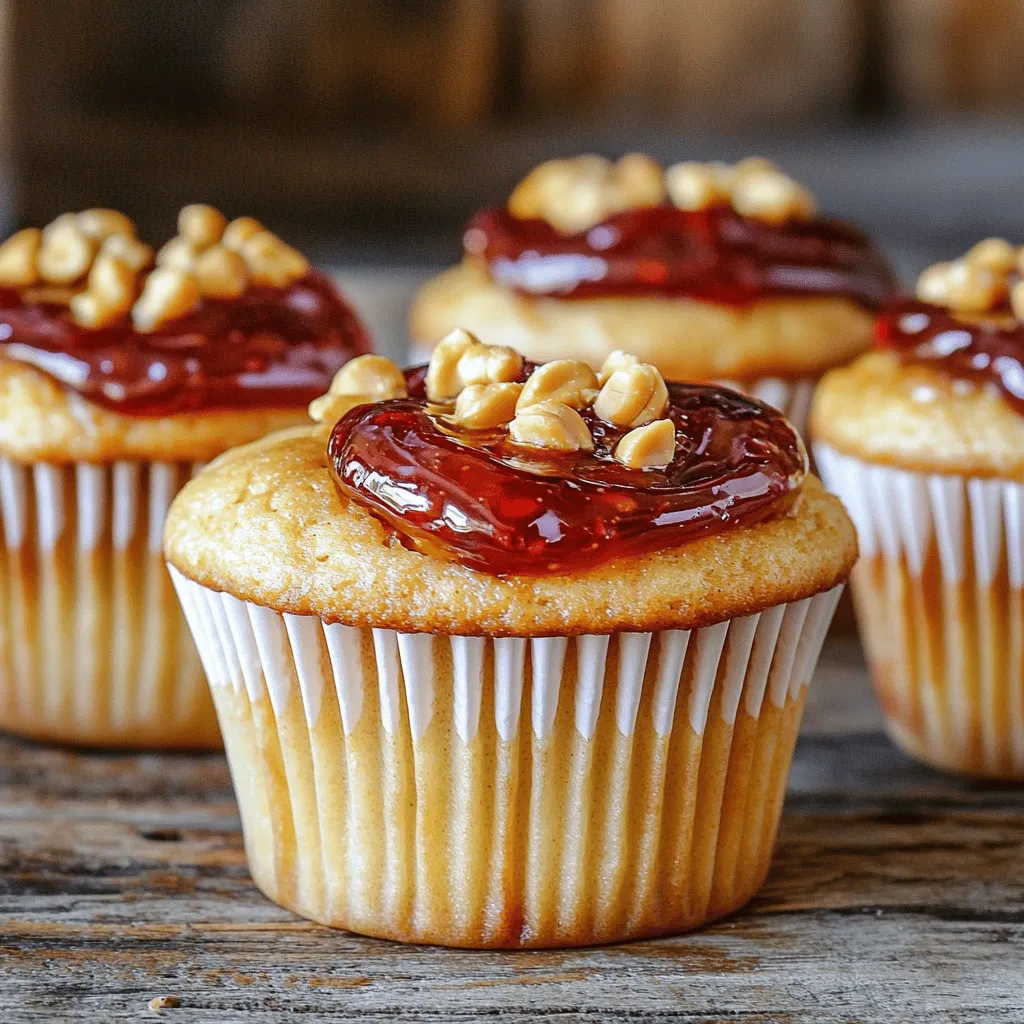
[0,206,370,415]
[326,332,807,575]
[309,354,408,425]
[878,239,1024,415]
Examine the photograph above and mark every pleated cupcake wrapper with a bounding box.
[0,457,218,748]
[816,443,1024,778]
[172,567,841,946]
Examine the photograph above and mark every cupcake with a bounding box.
[409,154,897,434]
[0,204,370,747]
[165,333,855,946]
[813,239,1024,778]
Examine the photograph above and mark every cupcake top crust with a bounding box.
[812,239,1024,479]
[165,333,856,635]
[409,155,897,381]
[0,205,370,462]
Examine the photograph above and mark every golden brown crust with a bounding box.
[164,426,857,637]
[408,259,875,381]
[811,350,1024,480]
[0,361,311,463]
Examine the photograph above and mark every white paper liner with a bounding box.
[172,569,841,946]
[0,458,216,747]
[816,443,1024,777]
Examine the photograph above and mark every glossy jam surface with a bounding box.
[0,271,371,416]
[329,368,806,576]
[465,205,897,309]
[877,299,1024,414]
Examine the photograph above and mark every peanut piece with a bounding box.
[1011,280,1024,321]
[598,349,639,386]
[612,153,666,208]
[593,363,669,427]
[156,236,200,272]
[178,204,227,249]
[917,259,1005,313]
[454,382,523,429]
[241,230,309,287]
[665,161,730,211]
[966,237,1017,275]
[221,216,265,251]
[194,245,248,299]
[37,220,96,284]
[516,359,598,412]
[132,267,201,332]
[0,228,42,287]
[731,168,815,225]
[101,234,153,272]
[425,328,523,401]
[328,354,407,399]
[70,253,136,328]
[614,418,676,469]
[509,400,593,452]
[78,208,135,241]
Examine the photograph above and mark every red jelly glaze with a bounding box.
[877,298,1024,413]
[464,205,898,309]
[328,368,806,576]
[0,271,371,416]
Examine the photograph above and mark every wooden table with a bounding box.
[2,638,1022,1022]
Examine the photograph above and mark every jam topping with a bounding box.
[0,271,371,416]
[465,205,897,309]
[877,298,1024,414]
[328,366,806,576]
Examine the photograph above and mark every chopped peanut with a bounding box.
[78,208,135,241]
[101,234,153,272]
[454,382,523,429]
[966,237,1018,275]
[614,418,676,469]
[1011,280,1024,321]
[516,359,598,412]
[194,245,248,299]
[0,228,42,287]
[178,204,227,249]
[425,328,522,402]
[917,259,1006,313]
[665,162,730,212]
[597,349,640,386]
[509,400,594,452]
[156,236,200,272]
[37,220,96,284]
[731,167,815,225]
[221,216,265,251]
[611,153,666,208]
[593,362,669,428]
[241,230,309,287]
[308,355,406,424]
[132,267,201,332]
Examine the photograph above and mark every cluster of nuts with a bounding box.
[310,330,677,471]
[506,154,815,234]
[0,204,309,332]
[916,238,1024,319]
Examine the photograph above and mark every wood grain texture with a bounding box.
[1,642,1023,1021]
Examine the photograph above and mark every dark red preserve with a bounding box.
[328,369,806,577]
[0,271,371,416]
[464,205,897,309]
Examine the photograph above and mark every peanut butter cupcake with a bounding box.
[165,333,855,946]
[0,205,370,747]
[813,239,1024,778]
[409,155,898,434]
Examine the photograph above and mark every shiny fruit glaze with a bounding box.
[328,369,806,577]
[0,271,371,416]
[876,299,1024,414]
[464,205,898,308]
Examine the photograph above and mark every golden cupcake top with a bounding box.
[812,238,1024,479]
[0,204,370,418]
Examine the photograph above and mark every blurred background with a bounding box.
[3,0,1024,352]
